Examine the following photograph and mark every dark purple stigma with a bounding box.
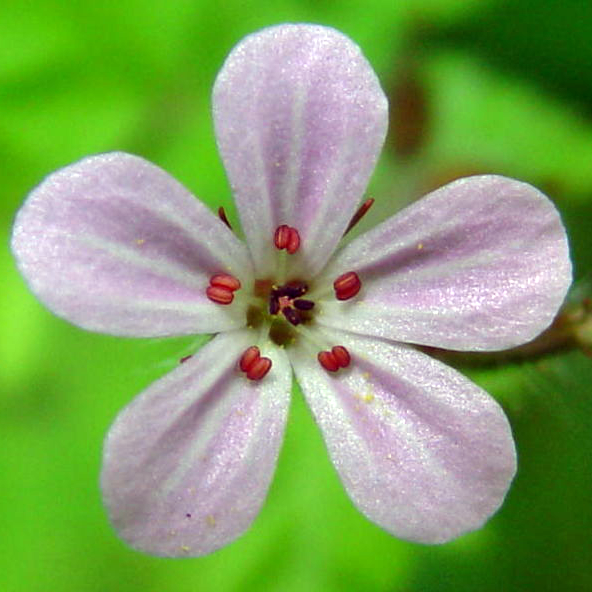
[268,280,314,326]
[294,299,315,311]
[282,307,301,325]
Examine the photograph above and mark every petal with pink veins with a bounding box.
[291,329,517,544]
[101,329,291,557]
[11,152,252,337]
[318,175,571,351]
[213,24,388,278]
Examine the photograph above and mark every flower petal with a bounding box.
[318,175,571,350]
[213,24,388,277]
[11,153,253,337]
[291,329,516,543]
[101,329,291,557]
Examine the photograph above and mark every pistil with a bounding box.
[293,299,314,311]
[268,280,312,327]
[282,307,301,326]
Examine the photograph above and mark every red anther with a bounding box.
[286,227,301,254]
[180,355,193,364]
[318,350,339,372]
[206,285,234,305]
[344,198,375,235]
[274,225,301,254]
[333,271,361,301]
[246,356,272,380]
[218,206,232,230]
[239,346,260,372]
[331,345,351,368]
[210,273,241,292]
[274,225,291,250]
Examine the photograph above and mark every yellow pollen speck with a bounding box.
[206,514,216,527]
[362,372,370,379]
[417,243,423,250]
[181,545,190,552]
[354,391,374,404]
[135,239,145,245]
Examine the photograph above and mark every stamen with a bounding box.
[206,285,234,305]
[246,356,272,380]
[318,345,351,372]
[318,350,339,372]
[333,271,361,301]
[344,198,374,235]
[218,206,232,230]
[179,355,193,364]
[210,273,241,292]
[239,346,261,372]
[274,225,289,250]
[293,299,315,311]
[286,227,301,254]
[331,345,351,368]
[238,345,272,380]
[274,225,301,254]
[206,273,241,305]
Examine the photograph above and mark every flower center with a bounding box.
[246,278,314,348]
[204,217,370,379]
[269,280,314,325]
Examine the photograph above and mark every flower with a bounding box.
[11,24,571,558]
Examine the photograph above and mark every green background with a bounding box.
[2,1,592,590]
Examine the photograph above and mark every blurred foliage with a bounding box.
[2,1,592,591]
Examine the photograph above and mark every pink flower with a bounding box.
[11,24,571,557]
